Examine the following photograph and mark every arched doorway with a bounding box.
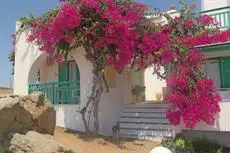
[130,66,166,103]
[28,57,80,105]
[144,67,166,101]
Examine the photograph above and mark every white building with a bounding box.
[13,0,230,146]
[174,0,230,147]
[14,22,169,137]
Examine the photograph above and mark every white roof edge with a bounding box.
[196,41,230,48]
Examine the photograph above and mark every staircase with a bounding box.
[119,102,174,140]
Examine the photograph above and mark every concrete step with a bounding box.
[121,112,166,118]
[119,103,173,140]
[120,134,164,141]
[123,108,167,113]
[127,102,170,108]
[120,129,173,138]
[120,122,171,130]
[120,117,169,124]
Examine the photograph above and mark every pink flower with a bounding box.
[139,34,159,54]
[166,73,177,87]
[166,109,181,126]
[161,25,172,34]
[11,34,16,38]
[184,20,195,29]
[161,50,173,64]
[55,3,81,29]
[94,38,106,50]
[64,35,74,43]
[197,14,214,26]
[186,49,206,68]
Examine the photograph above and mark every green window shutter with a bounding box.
[220,57,230,88]
[58,63,68,82]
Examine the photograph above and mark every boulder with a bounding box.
[6,131,75,153]
[0,93,56,143]
[29,92,45,105]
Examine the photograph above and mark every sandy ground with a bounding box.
[0,88,13,95]
[54,127,160,153]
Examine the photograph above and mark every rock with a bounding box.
[6,131,75,153]
[0,93,56,143]
[29,92,45,105]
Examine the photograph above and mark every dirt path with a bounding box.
[54,127,160,153]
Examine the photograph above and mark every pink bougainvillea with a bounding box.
[26,3,81,58]
[18,0,230,129]
[197,14,215,26]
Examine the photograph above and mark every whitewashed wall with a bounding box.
[14,26,131,135]
[14,23,44,95]
[202,0,230,11]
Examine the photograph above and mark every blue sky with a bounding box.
[0,0,200,88]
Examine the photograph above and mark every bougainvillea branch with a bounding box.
[14,0,230,131]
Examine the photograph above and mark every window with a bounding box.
[220,57,230,88]
[201,59,221,89]
[201,57,230,89]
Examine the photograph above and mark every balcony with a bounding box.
[29,80,80,104]
[200,6,230,30]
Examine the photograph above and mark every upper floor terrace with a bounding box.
[200,6,230,30]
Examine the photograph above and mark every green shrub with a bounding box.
[161,138,195,153]
[191,138,223,153]
[161,135,223,153]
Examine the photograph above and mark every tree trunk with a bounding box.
[80,72,103,133]
[79,45,109,134]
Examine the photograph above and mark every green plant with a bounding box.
[132,85,145,96]
[161,135,223,153]
[192,138,223,153]
[161,138,195,153]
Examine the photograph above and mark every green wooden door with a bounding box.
[67,61,80,104]
[58,63,68,82]
[220,57,230,88]
[58,61,80,81]
[58,63,69,104]
[58,61,80,104]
